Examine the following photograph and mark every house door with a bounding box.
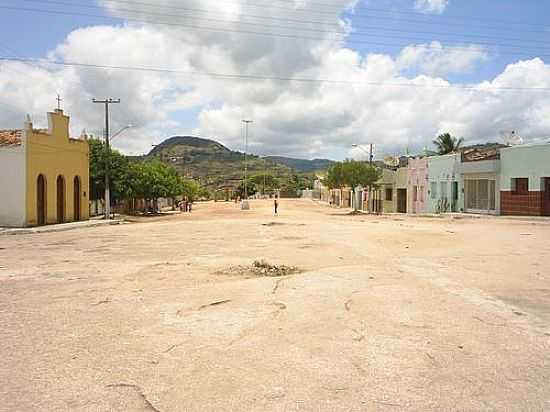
[451,182,459,212]
[56,175,65,224]
[37,175,47,226]
[397,189,407,213]
[544,178,550,216]
[73,176,81,221]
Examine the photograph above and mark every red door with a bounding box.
[544,178,550,216]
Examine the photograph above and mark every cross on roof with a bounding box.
[56,94,62,110]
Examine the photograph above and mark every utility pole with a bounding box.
[263,157,267,197]
[242,120,253,207]
[369,143,374,164]
[352,143,375,212]
[93,98,120,220]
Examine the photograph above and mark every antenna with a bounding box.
[500,130,524,146]
[383,155,399,168]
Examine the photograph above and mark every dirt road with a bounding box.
[1,200,549,411]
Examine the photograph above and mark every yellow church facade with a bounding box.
[0,109,89,227]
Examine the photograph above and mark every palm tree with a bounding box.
[433,133,464,155]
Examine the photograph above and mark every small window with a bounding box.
[413,186,418,202]
[512,178,529,195]
[430,182,437,199]
[420,186,424,202]
[385,188,393,201]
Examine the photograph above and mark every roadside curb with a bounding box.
[0,219,125,236]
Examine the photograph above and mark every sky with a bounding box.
[0,0,550,160]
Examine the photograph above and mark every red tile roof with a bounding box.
[0,130,22,147]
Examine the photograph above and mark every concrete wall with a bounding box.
[461,172,500,215]
[500,144,550,191]
[500,143,550,216]
[25,110,90,226]
[395,167,408,189]
[0,142,26,227]
[427,153,463,213]
[407,158,428,214]
[378,169,396,212]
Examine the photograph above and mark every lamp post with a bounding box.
[352,143,375,213]
[110,124,133,141]
[92,98,120,220]
[241,119,253,210]
[352,143,374,164]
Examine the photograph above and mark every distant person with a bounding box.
[274,196,279,215]
[188,202,192,213]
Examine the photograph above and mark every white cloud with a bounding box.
[1,0,550,160]
[414,0,449,14]
[397,41,488,77]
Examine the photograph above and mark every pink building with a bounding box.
[407,157,428,214]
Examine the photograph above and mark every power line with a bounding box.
[2,56,550,93]
[267,0,549,28]
[15,0,550,49]
[95,0,550,34]
[3,5,550,58]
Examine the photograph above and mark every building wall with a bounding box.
[461,172,500,215]
[25,110,90,226]
[427,153,463,213]
[500,144,550,191]
[407,157,428,214]
[378,169,396,213]
[500,144,550,216]
[501,191,543,216]
[0,142,26,227]
[395,167,408,189]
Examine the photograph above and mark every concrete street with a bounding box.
[1,200,549,411]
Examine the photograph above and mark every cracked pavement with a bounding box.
[1,200,550,411]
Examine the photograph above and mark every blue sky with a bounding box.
[1,0,550,158]
[2,0,548,81]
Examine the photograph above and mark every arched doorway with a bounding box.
[37,174,47,226]
[56,175,65,224]
[73,176,81,221]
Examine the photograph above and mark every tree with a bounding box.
[249,173,280,193]
[181,179,200,202]
[326,160,382,211]
[236,181,258,198]
[324,162,345,190]
[433,133,464,155]
[126,160,194,213]
[343,160,381,189]
[88,138,131,202]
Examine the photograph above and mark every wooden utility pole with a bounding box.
[92,98,120,220]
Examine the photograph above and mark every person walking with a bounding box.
[274,196,279,215]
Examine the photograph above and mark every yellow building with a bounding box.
[0,109,89,227]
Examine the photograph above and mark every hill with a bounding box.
[136,136,323,196]
[265,156,335,172]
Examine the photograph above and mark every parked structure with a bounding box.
[427,153,462,213]
[500,143,550,216]
[407,157,428,214]
[460,146,502,215]
[312,178,329,203]
[0,109,89,227]
[395,166,408,213]
[378,168,397,213]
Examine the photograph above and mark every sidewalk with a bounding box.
[0,219,125,236]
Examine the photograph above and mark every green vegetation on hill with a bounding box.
[264,156,334,172]
[136,136,323,197]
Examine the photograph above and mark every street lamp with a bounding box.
[241,119,253,210]
[352,143,376,213]
[110,124,133,140]
[352,143,374,164]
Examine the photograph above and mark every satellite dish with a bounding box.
[500,130,524,146]
[383,155,399,167]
